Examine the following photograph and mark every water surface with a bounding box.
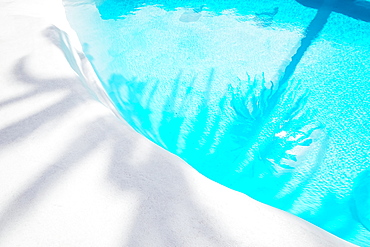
[63,0,370,245]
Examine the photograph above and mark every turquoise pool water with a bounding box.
[64,0,370,245]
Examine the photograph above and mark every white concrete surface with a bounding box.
[0,0,357,246]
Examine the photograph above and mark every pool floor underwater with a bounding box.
[63,0,370,245]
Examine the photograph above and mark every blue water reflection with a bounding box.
[63,0,370,245]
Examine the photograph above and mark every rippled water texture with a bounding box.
[63,0,370,245]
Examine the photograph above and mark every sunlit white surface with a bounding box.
[0,0,357,246]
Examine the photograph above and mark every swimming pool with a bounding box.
[63,0,370,245]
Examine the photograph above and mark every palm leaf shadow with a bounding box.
[0,24,239,246]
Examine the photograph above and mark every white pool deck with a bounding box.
[0,0,357,246]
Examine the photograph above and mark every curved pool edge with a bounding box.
[48,12,125,124]
[0,0,358,245]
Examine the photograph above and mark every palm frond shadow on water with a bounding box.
[107,69,370,242]
[101,0,335,209]
[106,67,327,208]
[59,0,370,243]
